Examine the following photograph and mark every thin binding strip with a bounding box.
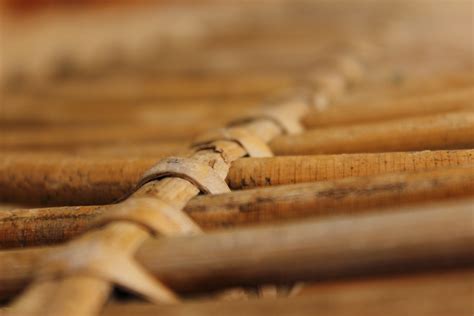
[137,157,231,195]
[191,127,273,158]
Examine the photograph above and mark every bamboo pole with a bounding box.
[98,269,473,316]
[1,166,473,248]
[303,86,474,128]
[1,199,473,300]
[1,150,472,207]
[271,111,474,155]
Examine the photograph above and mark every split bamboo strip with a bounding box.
[1,199,473,299]
[1,166,473,248]
[1,149,473,207]
[271,111,474,155]
[99,269,474,316]
[303,86,474,128]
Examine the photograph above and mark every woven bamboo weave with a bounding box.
[0,1,473,315]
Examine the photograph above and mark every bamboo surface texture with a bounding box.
[1,1,473,316]
[0,149,472,206]
[1,166,473,248]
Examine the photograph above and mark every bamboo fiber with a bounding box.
[1,166,473,248]
[0,149,472,207]
[1,199,473,300]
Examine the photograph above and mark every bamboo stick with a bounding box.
[271,111,474,155]
[1,199,472,299]
[303,87,474,128]
[7,105,466,155]
[182,166,474,229]
[8,108,474,151]
[98,269,474,316]
[227,149,474,189]
[1,166,473,248]
[1,150,472,207]
[4,81,472,132]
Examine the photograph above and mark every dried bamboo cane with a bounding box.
[1,149,472,207]
[6,45,374,315]
[1,166,473,248]
[98,269,473,316]
[271,110,474,155]
[303,86,474,128]
[227,149,474,189]
[1,199,473,300]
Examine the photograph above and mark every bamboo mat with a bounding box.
[0,1,473,315]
